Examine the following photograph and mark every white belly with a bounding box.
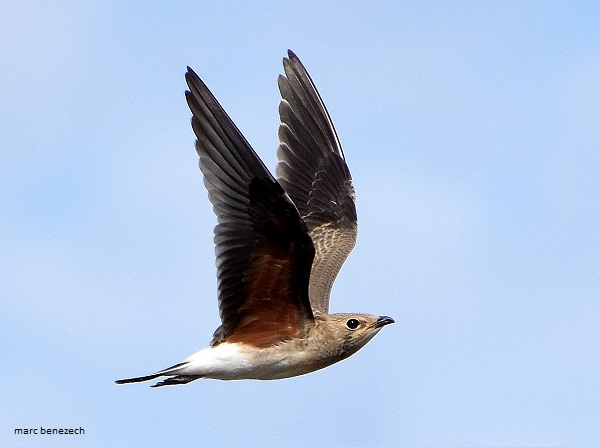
[175,342,317,380]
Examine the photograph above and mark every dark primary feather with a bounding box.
[185,67,315,348]
[276,51,358,313]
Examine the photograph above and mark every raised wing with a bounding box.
[276,51,358,313]
[185,67,315,348]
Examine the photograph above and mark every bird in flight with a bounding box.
[116,50,394,387]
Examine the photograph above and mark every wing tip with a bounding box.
[287,49,299,61]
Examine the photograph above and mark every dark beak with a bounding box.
[372,315,395,328]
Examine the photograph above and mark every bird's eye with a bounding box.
[346,318,360,330]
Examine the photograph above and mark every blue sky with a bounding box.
[1,1,599,446]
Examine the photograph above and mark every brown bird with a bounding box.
[116,51,394,387]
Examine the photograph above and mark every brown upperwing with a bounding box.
[276,51,358,314]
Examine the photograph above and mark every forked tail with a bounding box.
[115,362,201,387]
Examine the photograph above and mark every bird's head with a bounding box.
[318,313,395,359]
